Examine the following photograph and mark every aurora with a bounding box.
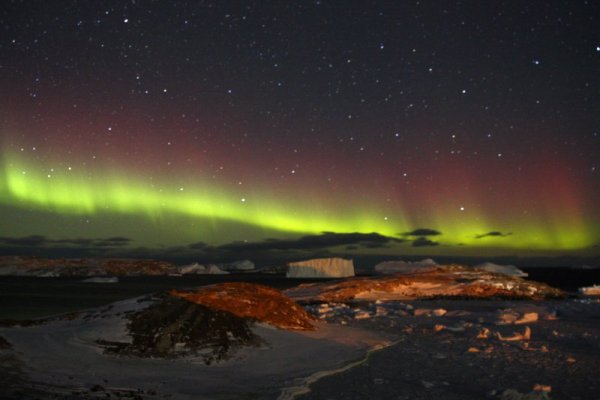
[1,150,597,253]
[0,0,598,259]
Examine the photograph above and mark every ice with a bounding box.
[579,284,600,296]
[177,262,229,275]
[287,257,354,278]
[475,262,528,277]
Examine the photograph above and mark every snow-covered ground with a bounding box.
[474,262,528,277]
[0,294,390,400]
[1,266,599,400]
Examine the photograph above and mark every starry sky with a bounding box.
[1,1,599,260]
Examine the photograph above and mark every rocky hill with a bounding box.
[285,264,564,302]
[0,256,176,277]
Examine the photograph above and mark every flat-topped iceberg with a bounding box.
[287,257,355,278]
[579,284,600,296]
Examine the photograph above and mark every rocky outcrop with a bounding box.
[97,283,315,363]
[374,259,437,274]
[285,264,564,302]
[287,257,355,278]
[98,295,261,363]
[0,256,176,277]
[171,283,315,330]
[0,335,11,350]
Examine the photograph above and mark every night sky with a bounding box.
[1,1,599,260]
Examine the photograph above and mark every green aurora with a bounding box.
[1,152,598,255]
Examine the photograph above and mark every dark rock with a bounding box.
[0,334,12,349]
[98,295,261,364]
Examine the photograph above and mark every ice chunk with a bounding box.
[579,284,600,296]
[219,259,255,271]
[178,262,229,275]
[286,258,354,278]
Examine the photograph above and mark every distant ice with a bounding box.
[177,262,229,275]
[475,262,528,277]
[287,257,355,278]
[219,259,255,272]
[579,284,600,296]
[82,277,119,283]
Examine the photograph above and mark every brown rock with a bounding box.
[285,264,563,302]
[171,282,315,331]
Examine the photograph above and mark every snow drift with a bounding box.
[475,262,528,277]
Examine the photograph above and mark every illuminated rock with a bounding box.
[96,283,315,363]
[0,256,176,276]
[171,282,315,331]
[286,264,564,302]
[286,257,355,278]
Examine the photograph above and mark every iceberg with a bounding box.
[178,262,229,275]
[219,259,255,272]
[579,284,600,296]
[287,257,354,278]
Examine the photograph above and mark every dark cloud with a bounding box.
[0,232,407,265]
[403,228,441,237]
[219,232,402,252]
[105,236,132,244]
[0,235,132,248]
[0,235,47,247]
[188,241,208,249]
[474,231,513,239]
[412,237,440,247]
